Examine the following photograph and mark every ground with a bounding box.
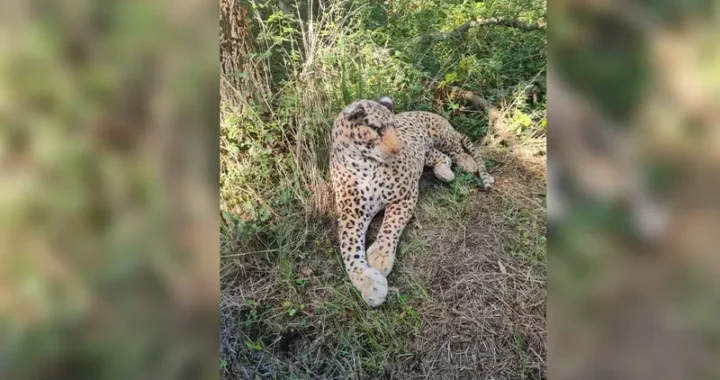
[221,143,546,379]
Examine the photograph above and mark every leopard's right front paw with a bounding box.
[355,267,388,307]
[367,242,394,276]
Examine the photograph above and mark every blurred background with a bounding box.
[549,0,720,378]
[0,1,219,379]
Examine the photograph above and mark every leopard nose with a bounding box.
[390,145,401,154]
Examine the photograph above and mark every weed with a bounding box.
[502,197,547,262]
[514,327,527,374]
[398,235,430,259]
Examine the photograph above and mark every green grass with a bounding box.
[398,235,430,259]
[502,196,547,262]
[223,211,432,377]
[514,327,527,375]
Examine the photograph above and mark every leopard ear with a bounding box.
[377,96,393,112]
[343,102,366,120]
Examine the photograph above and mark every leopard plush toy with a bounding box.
[330,97,494,306]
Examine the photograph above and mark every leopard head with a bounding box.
[332,96,402,163]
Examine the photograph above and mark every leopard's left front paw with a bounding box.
[367,242,394,277]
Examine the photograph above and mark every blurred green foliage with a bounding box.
[1,1,218,379]
[550,0,720,378]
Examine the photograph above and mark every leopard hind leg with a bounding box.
[442,133,494,190]
[425,148,454,182]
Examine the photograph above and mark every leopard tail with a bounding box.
[459,134,494,189]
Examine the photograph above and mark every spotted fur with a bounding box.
[330,97,494,306]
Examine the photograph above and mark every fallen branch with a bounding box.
[425,80,518,149]
[416,17,545,45]
[451,88,517,148]
[452,88,494,112]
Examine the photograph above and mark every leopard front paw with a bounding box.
[367,242,394,277]
[355,267,388,307]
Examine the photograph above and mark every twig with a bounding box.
[452,88,494,112]
[416,17,545,45]
[222,248,280,258]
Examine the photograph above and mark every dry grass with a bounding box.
[392,147,545,380]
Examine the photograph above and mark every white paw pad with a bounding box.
[359,267,388,307]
